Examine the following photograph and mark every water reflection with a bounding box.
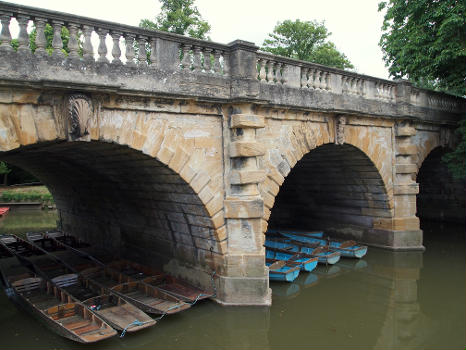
[0,211,463,349]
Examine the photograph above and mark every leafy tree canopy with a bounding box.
[261,19,354,70]
[140,0,211,40]
[379,0,466,96]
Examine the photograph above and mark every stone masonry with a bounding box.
[0,2,464,305]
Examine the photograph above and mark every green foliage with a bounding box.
[442,119,466,179]
[261,19,354,70]
[0,162,11,175]
[140,0,211,39]
[10,24,74,56]
[1,191,54,203]
[379,0,466,96]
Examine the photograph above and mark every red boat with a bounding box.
[0,207,9,216]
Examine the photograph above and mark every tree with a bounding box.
[378,0,466,96]
[0,162,11,186]
[442,119,466,179]
[140,0,211,40]
[379,0,466,179]
[261,19,354,70]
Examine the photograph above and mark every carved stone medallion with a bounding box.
[68,94,93,140]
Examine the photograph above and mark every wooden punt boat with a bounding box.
[52,273,156,333]
[0,239,117,342]
[266,259,300,282]
[0,207,10,216]
[277,230,368,258]
[109,259,214,303]
[10,276,116,343]
[111,281,191,315]
[265,249,318,272]
[264,238,341,265]
[27,235,191,315]
[3,235,156,333]
[45,233,214,304]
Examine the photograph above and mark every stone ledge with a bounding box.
[224,198,264,218]
[394,183,419,195]
[396,164,418,174]
[230,114,265,129]
[396,126,416,137]
[230,141,265,157]
[230,170,266,185]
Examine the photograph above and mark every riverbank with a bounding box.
[0,185,55,208]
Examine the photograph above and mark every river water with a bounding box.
[0,209,464,349]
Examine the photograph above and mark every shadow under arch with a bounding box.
[268,143,393,243]
[0,140,221,287]
[416,146,465,224]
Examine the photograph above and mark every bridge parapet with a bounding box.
[0,1,464,122]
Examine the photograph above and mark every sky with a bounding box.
[5,0,390,79]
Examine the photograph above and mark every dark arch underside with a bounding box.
[1,140,217,269]
[269,144,392,240]
[417,147,465,223]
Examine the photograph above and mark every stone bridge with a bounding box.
[0,2,464,305]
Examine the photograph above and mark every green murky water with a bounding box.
[0,210,464,349]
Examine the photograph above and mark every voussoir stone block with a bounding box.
[230,114,265,129]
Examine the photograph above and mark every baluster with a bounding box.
[0,12,13,52]
[111,31,122,64]
[97,28,109,63]
[67,23,80,61]
[203,48,212,73]
[137,36,147,65]
[359,79,365,96]
[323,72,330,91]
[274,62,282,84]
[82,25,94,61]
[51,20,64,58]
[149,38,157,67]
[16,15,30,53]
[258,58,266,81]
[341,76,347,93]
[34,17,47,56]
[181,44,191,70]
[300,67,309,88]
[308,69,316,89]
[125,33,136,67]
[223,51,230,76]
[266,60,274,83]
[213,49,221,74]
[317,70,324,89]
[192,46,202,72]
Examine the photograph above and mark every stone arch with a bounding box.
[0,90,226,288]
[260,118,394,240]
[416,146,465,223]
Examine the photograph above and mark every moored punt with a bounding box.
[51,273,156,333]
[109,259,214,303]
[277,230,368,259]
[111,281,191,315]
[49,236,214,303]
[10,276,117,343]
[4,235,157,334]
[265,238,341,265]
[265,250,318,272]
[266,259,300,282]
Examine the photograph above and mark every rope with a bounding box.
[120,319,153,338]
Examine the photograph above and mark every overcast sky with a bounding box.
[6,0,390,79]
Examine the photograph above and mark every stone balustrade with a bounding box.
[0,1,230,75]
[0,1,464,118]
